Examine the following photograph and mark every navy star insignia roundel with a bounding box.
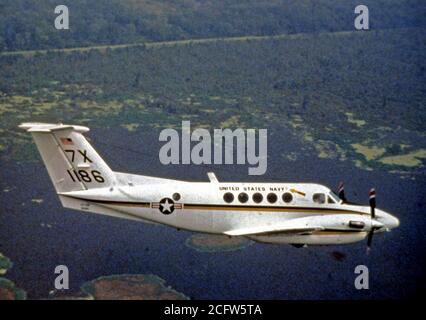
[151,198,183,214]
[159,197,175,214]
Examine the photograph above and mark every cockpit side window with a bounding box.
[313,193,326,204]
[327,195,335,204]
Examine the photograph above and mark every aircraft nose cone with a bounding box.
[383,213,399,230]
[388,215,400,230]
[378,210,400,230]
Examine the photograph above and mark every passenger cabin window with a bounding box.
[282,192,293,203]
[238,192,249,203]
[252,192,263,203]
[313,193,326,204]
[173,193,181,201]
[267,193,277,204]
[223,192,234,203]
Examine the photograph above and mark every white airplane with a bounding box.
[20,122,399,248]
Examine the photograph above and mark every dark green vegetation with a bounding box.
[1,27,425,174]
[0,253,12,272]
[0,253,26,300]
[0,2,425,174]
[0,0,425,52]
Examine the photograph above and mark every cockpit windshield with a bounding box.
[328,191,342,204]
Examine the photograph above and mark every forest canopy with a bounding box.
[0,0,425,51]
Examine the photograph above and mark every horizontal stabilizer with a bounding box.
[19,122,89,133]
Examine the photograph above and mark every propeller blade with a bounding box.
[369,188,376,218]
[367,230,374,248]
[338,182,346,201]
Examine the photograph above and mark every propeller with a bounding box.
[367,188,377,251]
[369,188,376,218]
[338,182,346,202]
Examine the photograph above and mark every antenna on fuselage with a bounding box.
[338,182,346,202]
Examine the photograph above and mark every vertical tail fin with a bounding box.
[20,123,115,193]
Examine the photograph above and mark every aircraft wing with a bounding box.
[224,224,324,236]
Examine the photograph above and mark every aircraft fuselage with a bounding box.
[59,175,399,245]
